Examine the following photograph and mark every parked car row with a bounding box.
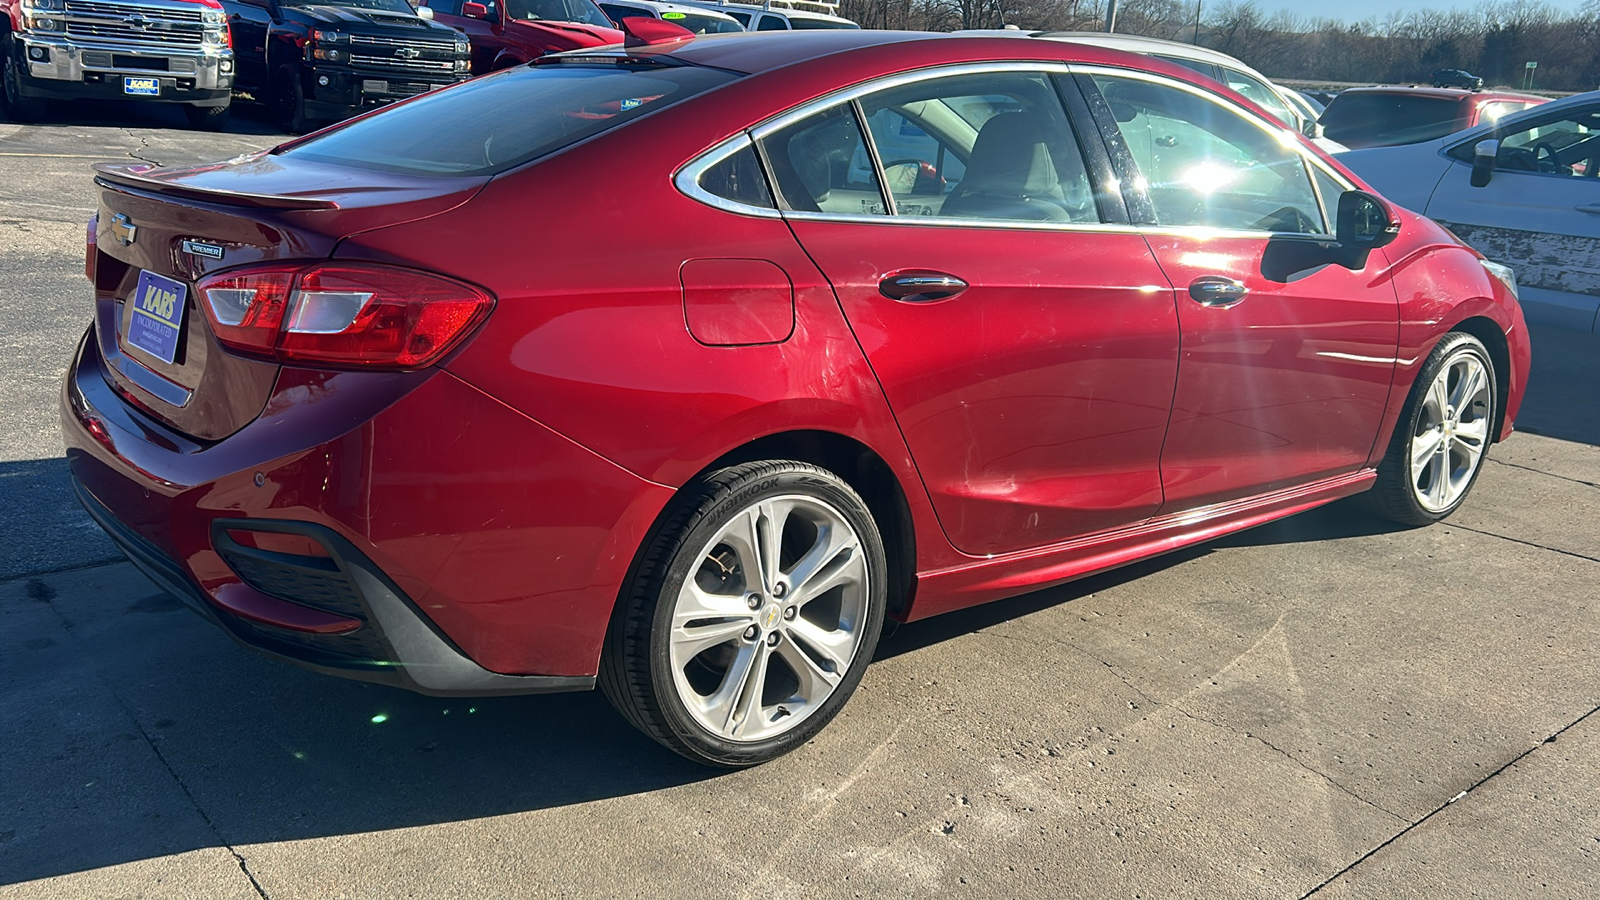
[0,0,853,129]
[65,28,1529,766]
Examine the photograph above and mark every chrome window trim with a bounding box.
[749,61,1076,142]
[674,60,1358,239]
[674,133,785,220]
[1069,63,1354,236]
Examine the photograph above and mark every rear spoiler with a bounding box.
[92,163,341,211]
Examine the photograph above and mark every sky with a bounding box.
[1244,0,1591,22]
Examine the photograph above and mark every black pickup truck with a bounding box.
[220,0,470,132]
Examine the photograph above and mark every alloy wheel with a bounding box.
[668,494,870,743]
[1409,349,1492,513]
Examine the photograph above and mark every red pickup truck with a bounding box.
[417,0,621,74]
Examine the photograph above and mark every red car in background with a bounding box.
[63,28,1530,768]
[1320,85,1545,149]
[419,0,622,74]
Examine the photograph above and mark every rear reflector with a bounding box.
[85,214,98,284]
[196,262,494,369]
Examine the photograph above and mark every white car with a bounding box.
[1340,91,1600,333]
[670,0,858,30]
[597,0,744,32]
[957,30,1347,154]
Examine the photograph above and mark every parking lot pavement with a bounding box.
[3,113,1598,898]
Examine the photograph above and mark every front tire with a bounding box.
[3,39,47,123]
[601,461,887,768]
[1364,331,1498,525]
[272,68,312,135]
[183,101,230,131]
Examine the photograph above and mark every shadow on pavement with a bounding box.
[0,457,118,581]
[4,97,285,136]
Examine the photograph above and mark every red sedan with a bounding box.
[63,27,1531,767]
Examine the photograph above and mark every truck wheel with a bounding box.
[272,68,311,134]
[183,102,231,132]
[3,41,47,123]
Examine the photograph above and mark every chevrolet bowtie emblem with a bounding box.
[395,47,421,59]
[110,213,137,246]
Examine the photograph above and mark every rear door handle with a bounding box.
[1188,276,1249,308]
[878,271,968,303]
[1576,203,1600,215]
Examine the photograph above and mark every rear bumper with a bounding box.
[18,35,233,104]
[62,327,674,691]
[75,478,589,695]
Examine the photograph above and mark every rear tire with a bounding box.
[3,39,47,123]
[600,461,887,768]
[1363,331,1498,526]
[183,101,231,131]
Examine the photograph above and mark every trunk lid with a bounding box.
[91,152,487,441]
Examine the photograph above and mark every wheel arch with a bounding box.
[1446,314,1512,444]
[700,430,918,621]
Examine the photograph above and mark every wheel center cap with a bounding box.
[760,604,782,631]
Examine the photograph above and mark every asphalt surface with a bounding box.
[2,104,1598,899]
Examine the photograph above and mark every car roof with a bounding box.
[602,0,739,17]
[1442,88,1600,143]
[671,0,854,22]
[575,30,1222,81]
[1334,85,1545,103]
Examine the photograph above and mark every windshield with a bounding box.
[506,0,614,27]
[660,11,743,33]
[280,0,419,11]
[1320,93,1463,148]
[282,62,737,176]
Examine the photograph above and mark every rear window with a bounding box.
[1320,93,1464,147]
[281,62,738,177]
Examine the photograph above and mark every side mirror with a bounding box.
[1334,189,1400,268]
[416,4,434,17]
[1300,117,1321,140]
[1470,138,1499,188]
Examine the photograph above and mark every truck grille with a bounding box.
[348,35,458,75]
[62,1,207,48]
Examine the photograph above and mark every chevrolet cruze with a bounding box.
[63,26,1531,766]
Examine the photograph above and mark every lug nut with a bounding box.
[766,632,780,647]
[746,594,762,610]
[783,607,796,620]
[743,625,758,641]
[772,581,787,599]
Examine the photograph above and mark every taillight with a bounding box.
[85,214,97,284]
[196,262,494,369]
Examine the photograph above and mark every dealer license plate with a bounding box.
[125,270,186,364]
[123,76,160,96]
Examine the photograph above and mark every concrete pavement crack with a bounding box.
[1447,522,1600,565]
[973,627,1406,822]
[29,584,271,899]
[1300,702,1600,898]
[124,127,159,165]
[1486,458,1600,490]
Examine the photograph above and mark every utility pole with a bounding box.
[1104,0,1118,33]
[1193,0,1202,44]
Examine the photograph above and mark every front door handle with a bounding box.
[878,271,968,303]
[1188,276,1249,308]
[1576,203,1600,215]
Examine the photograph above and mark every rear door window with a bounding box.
[1217,66,1296,128]
[281,62,738,176]
[759,104,887,216]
